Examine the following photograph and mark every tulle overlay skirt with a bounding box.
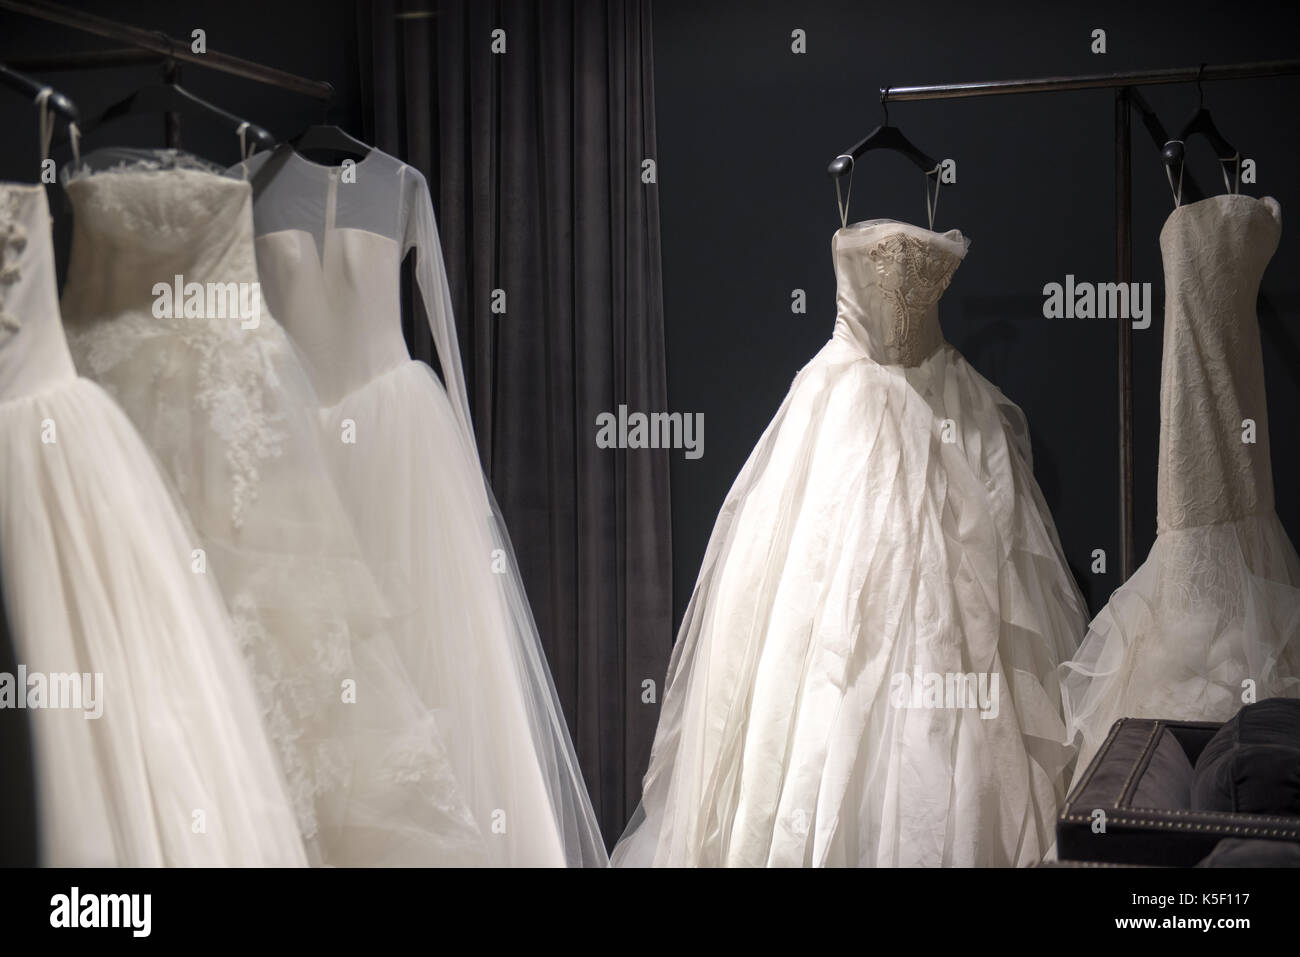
[68,314,484,866]
[0,376,306,866]
[1061,512,1300,780]
[319,360,607,867]
[614,334,1088,867]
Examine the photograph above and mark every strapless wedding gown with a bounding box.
[59,150,484,866]
[0,181,305,866]
[1061,195,1300,777]
[234,146,606,867]
[614,220,1088,867]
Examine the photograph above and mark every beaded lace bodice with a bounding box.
[832,220,969,367]
[59,154,286,532]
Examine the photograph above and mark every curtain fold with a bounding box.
[360,0,672,843]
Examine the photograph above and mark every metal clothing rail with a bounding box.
[830,59,1300,585]
[0,0,334,100]
[0,61,77,121]
[880,59,1300,102]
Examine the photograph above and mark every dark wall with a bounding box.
[654,0,1300,623]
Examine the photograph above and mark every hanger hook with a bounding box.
[881,87,890,125]
[156,30,178,81]
[1196,62,1206,109]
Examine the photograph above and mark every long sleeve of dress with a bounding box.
[401,167,477,451]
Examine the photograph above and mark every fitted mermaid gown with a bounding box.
[1061,194,1300,778]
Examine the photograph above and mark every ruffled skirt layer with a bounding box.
[319,360,607,867]
[69,316,483,865]
[1061,512,1300,782]
[614,337,1088,867]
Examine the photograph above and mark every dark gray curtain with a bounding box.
[359,0,672,843]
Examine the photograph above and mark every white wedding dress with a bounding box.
[614,218,1088,867]
[59,149,485,866]
[233,146,607,867]
[1061,193,1300,777]
[0,180,306,866]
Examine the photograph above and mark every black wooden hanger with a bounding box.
[285,84,371,165]
[244,130,372,204]
[66,48,274,155]
[1162,65,1240,194]
[827,93,938,178]
[1131,87,1205,204]
[245,133,372,202]
[288,124,371,165]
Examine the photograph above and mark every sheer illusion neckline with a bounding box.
[286,147,379,174]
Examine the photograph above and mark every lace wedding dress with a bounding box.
[233,146,606,867]
[614,219,1088,867]
[59,149,485,866]
[1061,194,1300,777]
[0,180,306,866]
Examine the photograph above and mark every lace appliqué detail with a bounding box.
[69,315,288,530]
[867,234,961,366]
[228,591,349,850]
[62,148,223,186]
[229,587,482,857]
[0,191,27,332]
[192,332,288,531]
[1156,197,1278,530]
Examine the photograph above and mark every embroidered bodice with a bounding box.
[0,184,78,401]
[832,219,969,367]
[59,150,290,532]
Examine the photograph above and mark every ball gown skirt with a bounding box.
[0,181,306,866]
[615,332,1087,867]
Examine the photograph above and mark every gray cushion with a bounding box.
[1197,838,1300,867]
[1191,698,1300,816]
